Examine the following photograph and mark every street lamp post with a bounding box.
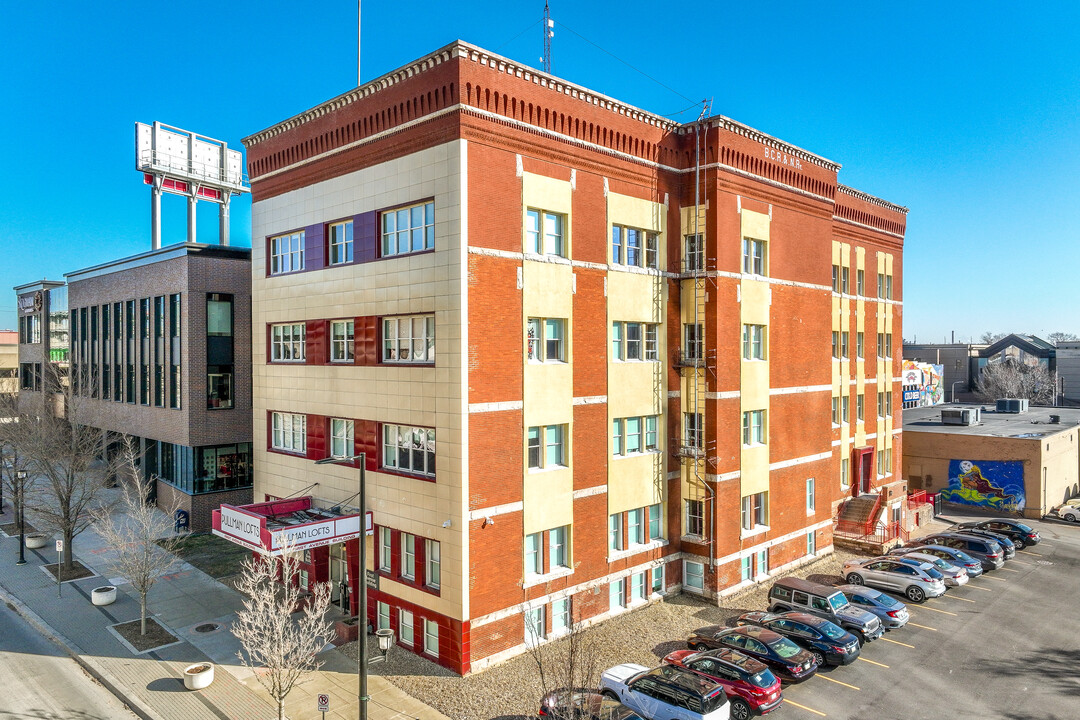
[15,470,27,566]
[314,453,369,720]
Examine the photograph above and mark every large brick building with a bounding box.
[240,40,906,674]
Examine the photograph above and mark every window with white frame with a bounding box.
[527,425,565,469]
[271,412,306,453]
[684,413,704,450]
[399,609,414,645]
[270,323,306,362]
[684,234,704,271]
[685,499,704,537]
[270,231,304,275]
[742,324,766,360]
[613,415,659,455]
[377,601,390,631]
[832,331,840,359]
[526,208,565,257]
[611,224,659,269]
[806,477,816,512]
[383,315,435,364]
[627,508,644,545]
[630,572,646,603]
[330,418,354,459]
[651,565,664,592]
[425,539,441,589]
[841,266,850,293]
[551,597,570,635]
[857,393,865,422]
[525,606,545,644]
[856,332,864,359]
[841,331,850,357]
[527,318,566,362]
[886,390,893,416]
[612,322,658,361]
[683,323,703,361]
[741,492,768,531]
[742,410,766,446]
[831,264,840,292]
[382,201,435,257]
[756,549,768,577]
[609,513,623,552]
[329,220,353,265]
[807,531,816,556]
[684,560,704,591]
[549,526,569,570]
[331,320,354,362]
[742,237,767,275]
[885,332,893,357]
[401,533,415,580]
[740,556,752,582]
[841,458,850,490]
[832,396,840,425]
[525,532,542,575]
[382,425,435,476]
[886,274,893,299]
[857,268,865,295]
[842,395,850,424]
[877,332,886,358]
[609,579,625,610]
[878,391,886,418]
[648,503,662,540]
[423,619,439,656]
[379,527,392,571]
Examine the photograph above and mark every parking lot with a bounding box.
[773,513,1075,720]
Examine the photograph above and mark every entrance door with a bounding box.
[852,447,875,496]
[329,544,349,611]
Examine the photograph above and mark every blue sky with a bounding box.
[2,1,1078,342]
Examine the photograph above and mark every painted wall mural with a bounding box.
[941,459,1025,511]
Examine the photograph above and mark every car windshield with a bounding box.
[769,637,803,658]
[748,669,778,688]
[924,567,944,580]
[828,593,849,611]
[927,557,950,570]
[948,549,977,564]
[1015,523,1033,533]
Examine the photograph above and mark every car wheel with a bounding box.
[906,585,926,603]
[853,630,867,646]
[690,642,707,651]
[846,572,864,585]
[730,699,753,720]
[811,650,826,666]
[601,689,619,701]
[1065,513,1077,523]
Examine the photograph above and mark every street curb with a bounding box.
[0,579,161,720]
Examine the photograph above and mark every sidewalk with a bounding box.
[0,498,452,720]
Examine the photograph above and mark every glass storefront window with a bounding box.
[148,440,252,495]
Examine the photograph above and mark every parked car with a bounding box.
[735,611,860,666]
[540,689,645,720]
[663,649,782,720]
[766,577,883,644]
[950,526,1016,559]
[833,585,909,630]
[1056,502,1080,522]
[889,544,984,577]
[600,664,730,720]
[687,625,818,682]
[952,519,1040,548]
[921,532,1005,571]
[841,557,946,602]
[894,553,968,586]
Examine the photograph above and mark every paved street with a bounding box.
[0,601,136,719]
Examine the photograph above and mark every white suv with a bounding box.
[601,663,730,720]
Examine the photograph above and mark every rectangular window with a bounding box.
[832,331,840,359]
[742,324,765,360]
[625,322,641,360]
[877,272,885,298]
[841,458,850,490]
[886,275,893,299]
[527,317,565,362]
[609,514,623,552]
[612,224,658,269]
[684,234,704,271]
[832,396,840,425]
[377,602,390,631]
[383,315,434,364]
[807,531,816,555]
[525,532,542,575]
[271,323,306,362]
[328,220,354,265]
[741,556,752,582]
[885,333,893,358]
[648,503,662,540]
[423,619,439,656]
[685,499,704,537]
[857,394,865,422]
[856,332,864,359]
[684,323,703,361]
[857,269,865,296]
[330,418,354,459]
[742,410,766,446]
[527,425,565,470]
[526,208,565,257]
[382,201,435,257]
[756,550,768,577]
[549,526,568,570]
[525,606,545,643]
[877,332,885,358]
[841,331,849,358]
[331,320,355,362]
[270,230,305,274]
[140,299,150,405]
[399,609,414,646]
[807,477,816,512]
[551,597,570,635]
[271,412,306,454]
[742,237,766,275]
[684,561,704,591]
[401,533,415,580]
[886,390,893,416]
[425,539,441,589]
[627,508,644,545]
[379,527,392,571]
[625,417,642,454]
[169,294,181,409]
[207,367,233,409]
[645,415,658,451]
[611,224,623,264]
[382,424,436,477]
[630,572,646,603]
[831,264,839,292]
[651,565,664,592]
[611,322,622,360]
[609,579,625,609]
[741,492,768,530]
[684,413,704,450]
[842,395,850,423]
[612,321,659,361]
[841,266,850,293]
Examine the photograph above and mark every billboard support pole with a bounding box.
[220,194,231,246]
[151,175,163,250]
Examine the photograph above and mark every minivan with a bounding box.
[921,532,1004,571]
[767,577,883,644]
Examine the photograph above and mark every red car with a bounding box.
[663,648,783,719]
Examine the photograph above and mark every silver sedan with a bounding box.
[841,557,947,602]
[896,552,968,587]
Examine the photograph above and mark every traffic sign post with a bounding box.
[317,693,330,718]
[55,539,64,597]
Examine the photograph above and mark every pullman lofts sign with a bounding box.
[212,497,368,556]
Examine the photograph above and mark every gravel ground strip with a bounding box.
[340,548,865,720]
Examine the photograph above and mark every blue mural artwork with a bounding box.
[941,460,1025,511]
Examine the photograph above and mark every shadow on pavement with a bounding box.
[146,677,187,693]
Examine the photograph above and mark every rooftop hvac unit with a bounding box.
[942,408,979,426]
[996,398,1029,413]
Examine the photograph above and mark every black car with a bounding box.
[539,689,644,720]
[950,526,1017,559]
[735,611,860,667]
[953,519,1041,548]
[687,625,818,682]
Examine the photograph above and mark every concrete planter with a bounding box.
[24,533,50,549]
[182,662,214,690]
[91,586,117,606]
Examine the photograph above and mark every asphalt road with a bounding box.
[772,513,1077,720]
[0,603,136,720]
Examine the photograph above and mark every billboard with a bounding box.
[135,121,245,197]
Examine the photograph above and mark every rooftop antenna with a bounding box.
[357,0,362,85]
[542,1,554,73]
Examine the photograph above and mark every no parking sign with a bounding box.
[317,694,330,712]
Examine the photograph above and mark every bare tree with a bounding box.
[232,541,335,720]
[526,600,603,719]
[0,393,36,535]
[90,439,181,635]
[1047,332,1078,345]
[980,331,1008,344]
[975,357,1057,404]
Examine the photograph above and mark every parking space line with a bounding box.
[881,637,914,648]
[906,621,937,631]
[978,574,1007,581]
[1018,550,1042,556]
[909,604,957,616]
[999,567,1020,573]
[857,656,889,668]
[964,584,992,591]
[1006,561,1030,566]
[817,674,860,690]
[784,698,827,717]
[933,593,976,603]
